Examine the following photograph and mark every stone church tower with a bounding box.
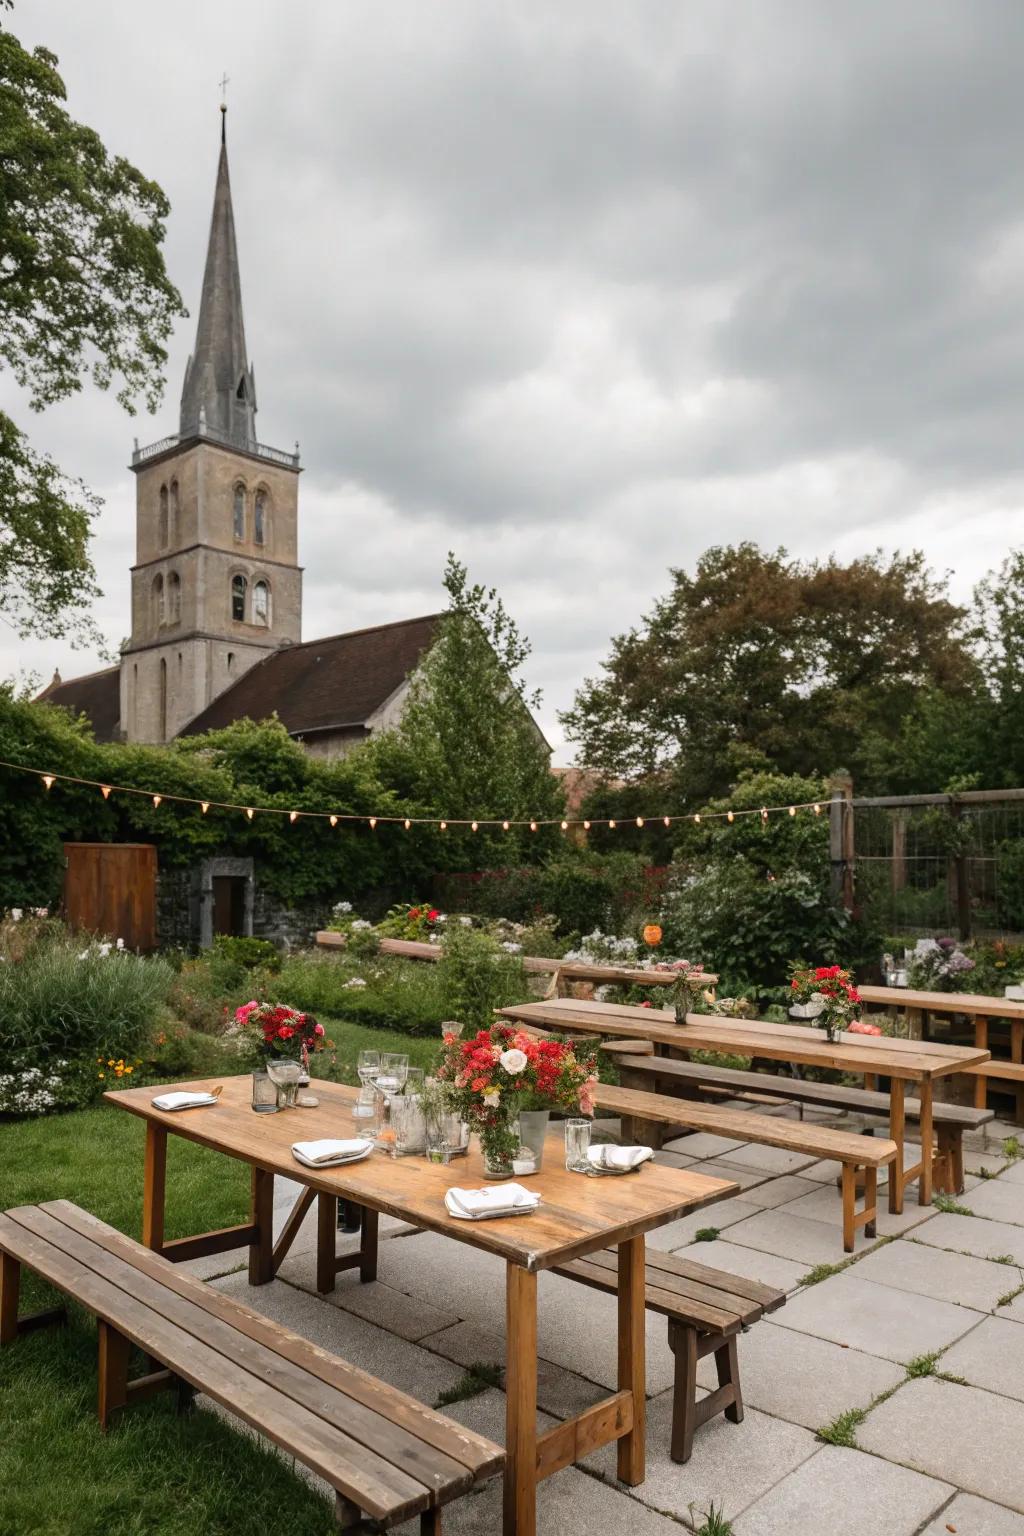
[120,109,302,743]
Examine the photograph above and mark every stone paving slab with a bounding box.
[420,1319,605,1420]
[962,1179,1024,1225]
[663,1132,749,1159]
[780,1182,937,1237]
[851,1238,1014,1312]
[775,1272,984,1362]
[919,1492,1024,1534]
[732,1443,952,1536]
[941,1316,1024,1402]
[1001,1160,1024,1186]
[859,1376,1024,1513]
[911,1211,1024,1266]
[1006,1291,1024,1323]
[583,1390,818,1526]
[212,1271,465,1403]
[964,1148,1011,1176]
[716,1143,822,1176]
[652,1149,699,1169]
[678,1158,775,1191]
[735,1174,822,1209]
[696,1318,904,1430]
[323,1274,461,1341]
[646,1197,762,1252]
[674,1238,810,1293]
[723,1207,860,1267]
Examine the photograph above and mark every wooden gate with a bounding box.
[62,843,158,952]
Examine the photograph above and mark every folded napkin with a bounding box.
[586,1144,653,1171]
[151,1090,218,1111]
[291,1138,372,1165]
[446,1183,540,1219]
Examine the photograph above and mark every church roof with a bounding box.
[178,614,443,739]
[179,112,256,449]
[37,666,121,743]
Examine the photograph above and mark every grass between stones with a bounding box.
[435,1360,504,1407]
[931,1193,975,1216]
[693,1227,720,1243]
[692,1499,734,1535]
[815,1345,966,1448]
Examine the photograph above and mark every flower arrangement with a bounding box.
[789,964,862,1043]
[908,938,975,993]
[434,1023,598,1171]
[378,901,445,943]
[234,1000,328,1062]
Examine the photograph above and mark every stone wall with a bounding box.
[155,865,325,950]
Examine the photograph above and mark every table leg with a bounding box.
[360,1206,379,1283]
[1012,1021,1024,1124]
[317,1193,338,1293]
[617,1234,646,1486]
[918,1081,934,1206]
[142,1123,167,1252]
[248,1167,275,1285]
[974,1018,989,1112]
[888,1079,906,1215]
[504,1263,538,1536]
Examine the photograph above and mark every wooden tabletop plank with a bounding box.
[859,985,1024,1020]
[103,1078,737,1273]
[499,1001,989,1081]
[0,1210,431,1522]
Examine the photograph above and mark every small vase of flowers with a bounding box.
[234,1000,329,1076]
[789,965,862,1044]
[435,1024,598,1177]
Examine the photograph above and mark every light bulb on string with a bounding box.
[813,803,821,815]
[245,807,254,821]
[789,806,796,817]
[152,794,162,808]
[561,820,569,831]
[636,817,644,828]
[439,820,447,831]
[530,821,538,833]
[582,819,591,831]
[369,817,377,830]
[404,818,411,831]
[608,819,617,830]
[663,816,671,828]
[100,785,112,800]
[201,801,211,815]
[289,810,299,823]
[760,807,769,823]
[42,775,55,791]
[471,821,478,832]
[727,810,734,823]
[329,815,338,828]
[693,814,701,824]
[502,820,510,831]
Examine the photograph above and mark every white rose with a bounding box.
[483,1089,501,1108]
[500,1048,528,1075]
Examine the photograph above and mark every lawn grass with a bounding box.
[0,1016,442,1536]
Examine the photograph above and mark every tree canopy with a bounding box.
[0,12,184,645]
[561,542,980,805]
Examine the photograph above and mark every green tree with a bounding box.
[0,12,184,644]
[369,554,563,868]
[974,550,1024,785]
[563,543,977,805]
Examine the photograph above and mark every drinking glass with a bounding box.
[354,1049,381,1118]
[440,1020,464,1039]
[564,1117,592,1172]
[380,1054,409,1096]
[403,1067,425,1097]
[266,1058,302,1110]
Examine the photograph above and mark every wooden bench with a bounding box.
[614,1054,993,1195]
[963,1060,1024,1116]
[552,1247,785,1463]
[594,1084,897,1252]
[0,1201,503,1532]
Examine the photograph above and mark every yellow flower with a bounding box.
[107,1059,114,1067]
[125,1066,133,1074]
[98,1072,105,1080]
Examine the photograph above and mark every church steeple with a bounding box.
[179,109,257,448]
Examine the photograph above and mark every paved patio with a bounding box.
[191,1104,1024,1534]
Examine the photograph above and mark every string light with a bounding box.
[502,820,510,831]
[694,814,701,824]
[813,803,822,815]
[609,819,617,830]
[245,807,254,821]
[561,820,569,831]
[471,821,478,832]
[202,801,211,815]
[439,820,447,831]
[404,818,411,831]
[727,810,734,823]
[42,775,55,791]
[636,816,645,828]
[663,816,671,828]
[760,807,769,822]
[152,794,162,808]
[329,815,338,828]
[100,785,112,800]
[530,820,538,833]
[789,806,796,817]
[289,810,299,823]
[369,817,377,830]
[583,819,591,830]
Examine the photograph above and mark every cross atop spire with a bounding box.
[179,111,256,449]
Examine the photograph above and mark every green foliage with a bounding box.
[0,18,185,643]
[272,953,447,1038]
[904,1352,939,1378]
[815,1406,866,1447]
[212,935,281,974]
[436,922,528,1031]
[693,1502,734,1536]
[368,554,564,870]
[437,849,658,937]
[692,1227,720,1243]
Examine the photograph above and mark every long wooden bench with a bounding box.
[552,1247,785,1463]
[594,1084,897,1252]
[613,1054,994,1195]
[0,1201,503,1532]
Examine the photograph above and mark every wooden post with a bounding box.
[142,1123,167,1253]
[504,1264,538,1536]
[248,1167,275,1285]
[828,775,854,912]
[949,802,971,942]
[617,1235,646,1485]
[891,811,908,893]
[888,1078,906,1215]
[97,1321,131,1429]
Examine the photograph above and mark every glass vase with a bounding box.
[516,1110,550,1172]
[479,1115,518,1179]
[251,1068,278,1113]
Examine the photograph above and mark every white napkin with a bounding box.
[446,1183,540,1218]
[586,1144,653,1171]
[151,1091,218,1111]
[291,1139,372,1165]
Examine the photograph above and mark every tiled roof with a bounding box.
[38,667,121,743]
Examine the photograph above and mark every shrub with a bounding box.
[0,919,174,1066]
[436,851,661,936]
[275,952,447,1037]
[436,923,529,1031]
[212,935,281,974]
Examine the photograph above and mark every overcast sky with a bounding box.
[4,1,1024,757]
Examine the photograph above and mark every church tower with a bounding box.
[121,108,302,744]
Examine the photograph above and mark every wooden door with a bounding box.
[62,843,158,952]
[212,875,246,936]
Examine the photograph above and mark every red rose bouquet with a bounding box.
[789,964,862,1043]
[434,1023,598,1171]
[235,1000,328,1064]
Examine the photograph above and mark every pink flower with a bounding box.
[579,1075,597,1116]
[314,1022,325,1037]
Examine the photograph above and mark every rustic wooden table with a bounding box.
[105,1076,736,1536]
[860,985,1024,1116]
[499,1000,989,1214]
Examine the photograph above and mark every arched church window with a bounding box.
[254,489,267,545]
[169,480,179,544]
[253,579,270,626]
[167,571,181,625]
[159,485,169,548]
[233,483,246,541]
[159,658,168,740]
[152,572,165,627]
[231,573,247,622]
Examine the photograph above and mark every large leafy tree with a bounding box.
[369,554,563,866]
[562,543,978,805]
[0,10,184,645]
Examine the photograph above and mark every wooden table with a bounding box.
[499,1000,990,1214]
[315,933,718,991]
[104,1076,736,1536]
[861,985,1024,1115]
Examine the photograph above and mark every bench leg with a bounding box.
[863,1166,878,1239]
[714,1334,744,1426]
[97,1321,131,1430]
[668,1322,698,1464]
[420,1510,443,1534]
[0,1252,19,1346]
